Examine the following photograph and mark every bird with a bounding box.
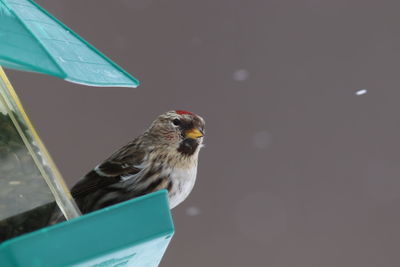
[49,110,205,223]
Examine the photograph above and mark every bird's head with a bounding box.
[147,110,205,156]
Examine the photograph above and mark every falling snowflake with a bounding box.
[233,69,249,82]
[355,89,367,96]
[252,131,271,149]
[186,206,201,216]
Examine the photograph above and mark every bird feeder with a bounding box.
[0,0,174,266]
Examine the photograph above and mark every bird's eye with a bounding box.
[172,119,181,126]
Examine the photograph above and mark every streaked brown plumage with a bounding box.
[50,110,205,223]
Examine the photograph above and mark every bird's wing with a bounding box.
[71,140,145,198]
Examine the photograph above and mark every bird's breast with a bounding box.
[168,166,197,209]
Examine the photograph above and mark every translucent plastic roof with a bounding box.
[0,0,139,88]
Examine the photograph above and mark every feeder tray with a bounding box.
[0,190,174,267]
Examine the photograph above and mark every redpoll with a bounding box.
[51,110,205,222]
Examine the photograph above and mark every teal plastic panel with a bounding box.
[0,0,139,88]
[0,190,174,267]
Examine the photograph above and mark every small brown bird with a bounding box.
[68,110,205,215]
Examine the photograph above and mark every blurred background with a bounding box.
[5,0,400,266]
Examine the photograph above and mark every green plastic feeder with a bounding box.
[0,0,174,266]
[0,0,139,87]
[0,190,174,267]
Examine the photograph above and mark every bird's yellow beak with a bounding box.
[185,128,204,139]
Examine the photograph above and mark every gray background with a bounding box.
[6,0,400,266]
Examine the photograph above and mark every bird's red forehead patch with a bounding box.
[175,110,194,116]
